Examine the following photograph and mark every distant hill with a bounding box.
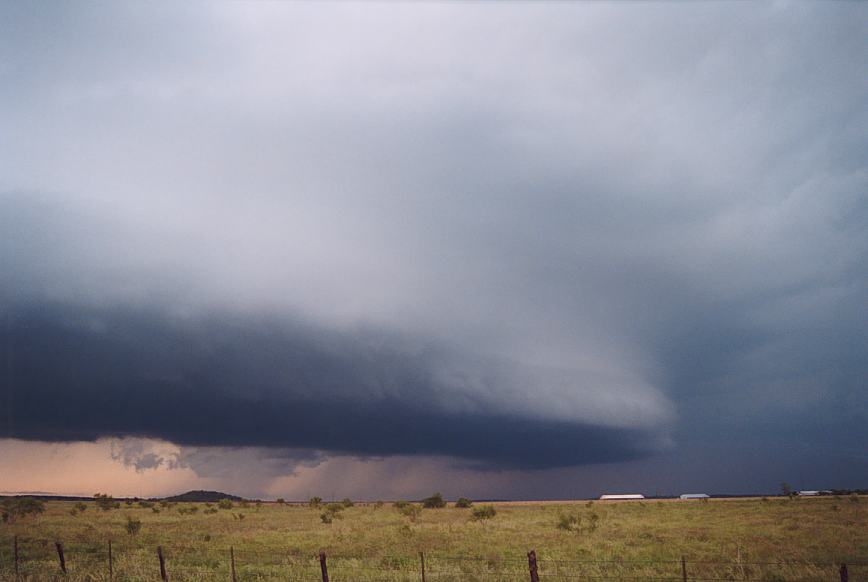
[163,490,244,502]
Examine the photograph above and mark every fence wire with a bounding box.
[0,537,864,582]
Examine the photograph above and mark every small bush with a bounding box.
[557,513,581,532]
[320,503,345,524]
[203,507,218,514]
[373,501,384,509]
[232,513,246,521]
[850,493,860,503]
[160,500,170,508]
[341,498,354,508]
[125,516,142,536]
[455,498,473,508]
[398,503,423,522]
[422,492,446,509]
[394,500,410,509]
[2,498,46,523]
[151,507,161,514]
[309,497,323,508]
[138,500,154,509]
[471,505,496,521]
[94,493,119,511]
[276,498,285,505]
[218,499,234,510]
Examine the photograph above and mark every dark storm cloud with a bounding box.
[1,301,659,469]
[1,1,867,489]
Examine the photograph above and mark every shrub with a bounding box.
[138,500,154,509]
[470,505,496,522]
[160,500,170,508]
[204,507,218,514]
[393,500,410,509]
[341,498,354,508]
[75,502,88,512]
[2,498,46,523]
[152,507,161,514]
[309,497,323,508]
[94,493,119,511]
[455,497,473,508]
[373,501,384,509]
[320,503,345,524]
[276,498,285,505]
[398,503,422,522]
[125,499,134,506]
[125,516,142,536]
[232,513,246,521]
[422,492,446,508]
[218,499,234,510]
[178,506,199,515]
[850,493,860,503]
[557,513,581,532]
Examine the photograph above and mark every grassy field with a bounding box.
[1,496,867,581]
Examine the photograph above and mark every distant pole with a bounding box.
[319,551,329,582]
[55,542,67,574]
[108,539,113,581]
[419,551,426,582]
[681,556,687,582]
[527,550,540,582]
[230,546,237,582]
[840,564,849,582]
[13,536,19,580]
[158,546,168,581]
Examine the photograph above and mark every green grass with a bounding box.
[1,497,866,580]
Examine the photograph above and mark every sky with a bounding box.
[1,1,866,500]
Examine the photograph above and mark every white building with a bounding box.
[797,490,820,496]
[679,493,710,499]
[599,494,645,500]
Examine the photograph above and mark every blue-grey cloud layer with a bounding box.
[1,2,867,486]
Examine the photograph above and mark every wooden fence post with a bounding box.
[840,564,848,582]
[419,551,426,582]
[108,539,113,581]
[319,551,329,582]
[13,536,19,581]
[230,546,237,582]
[527,550,540,582]
[681,556,687,582]
[157,546,168,581]
[55,541,67,574]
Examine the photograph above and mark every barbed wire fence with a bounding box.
[1,536,864,581]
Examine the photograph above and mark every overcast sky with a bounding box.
[1,1,867,499]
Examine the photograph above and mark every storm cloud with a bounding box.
[1,2,867,492]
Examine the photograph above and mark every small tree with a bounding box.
[125,516,142,537]
[276,498,286,505]
[75,502,88,512]
[780,482,792,497]
[218,499,234,510]
[309,497,323,508]
[455,497,473,508]
[422,492,446,508]
[341,497,354,508]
